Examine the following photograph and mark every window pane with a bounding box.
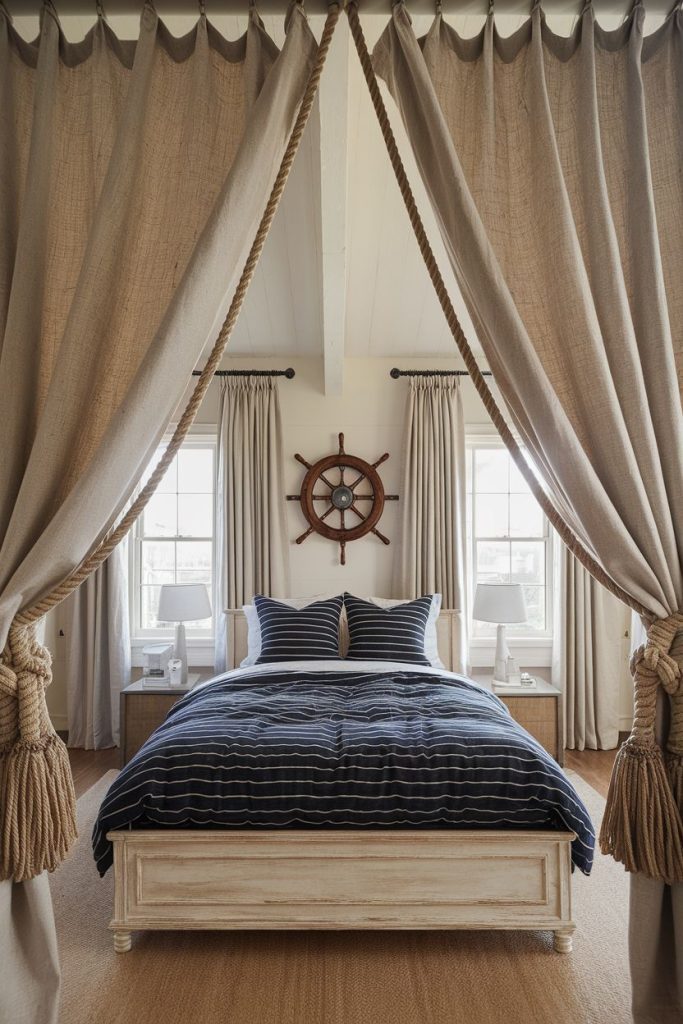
[141,585,164,629]
[509,494,544,538]
[143,493,177,537]
[178,448,213,494]
[176,541,212,583]
[476,541,510,582]
[521,585,545,630]
[509,457,532,494]
[178,494,213,538]
[141,541,175,584]
[511,541,545,585]
[474,449,509,493]
[140,449,177,494]
[475,497,508,538]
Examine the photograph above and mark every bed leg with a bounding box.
[553,928,574,953]
[113,930,132,953]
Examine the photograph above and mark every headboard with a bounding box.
[224,607,464,673]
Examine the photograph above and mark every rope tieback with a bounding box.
[599,612,683,884]
[0,624,77,882]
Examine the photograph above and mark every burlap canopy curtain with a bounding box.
[370,2,682,1018]
[0,0,318,889]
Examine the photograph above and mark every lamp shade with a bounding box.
[157,584,212,623]
[472,583,527,624]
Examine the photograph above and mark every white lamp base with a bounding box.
[174,622,188,686]
[491,623,524,686]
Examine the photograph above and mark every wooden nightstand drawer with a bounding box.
[502,696,553,722]
[498,696,559,762]
[480,678,563,765]
[120,675,208,767]
[121,693,183,766]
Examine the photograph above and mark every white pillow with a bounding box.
[241,596,329,667]
[366,594,444,669]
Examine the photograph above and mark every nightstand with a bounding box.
[479,677,563,766]
[120,675,209,767]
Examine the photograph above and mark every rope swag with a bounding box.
[0,0,341,884]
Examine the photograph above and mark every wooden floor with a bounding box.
[68,746,120,799]
[68,745,618,800]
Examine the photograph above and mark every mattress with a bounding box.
[93,661,595,875]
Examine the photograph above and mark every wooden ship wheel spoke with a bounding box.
[286,433,399,565]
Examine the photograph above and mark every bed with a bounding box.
[99,607,592,954]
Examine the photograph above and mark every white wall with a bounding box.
[193,356,491,599]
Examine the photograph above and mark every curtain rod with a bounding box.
[191,367,295,378]
[390,367,492,378]
[5,0,671,15]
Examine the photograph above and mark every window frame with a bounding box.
[466,433,553,647]
[129,430,216,644]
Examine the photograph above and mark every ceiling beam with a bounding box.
[312,18,349,397]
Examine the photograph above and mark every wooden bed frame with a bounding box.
[108,608,575,954]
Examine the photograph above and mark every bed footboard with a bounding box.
[109,829,575,952]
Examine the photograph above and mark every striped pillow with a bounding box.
[254,595,343,664]
[343,593,432,665]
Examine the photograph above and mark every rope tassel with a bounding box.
[599,613,683,884]
[0,625,77,882]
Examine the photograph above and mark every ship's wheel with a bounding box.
[286,433,399,565]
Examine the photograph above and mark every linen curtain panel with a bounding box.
[0,4,316,1019]
[373,3,683,1018]
[552,541,628,751]
[56,544,130,750]
[395,375,467,673]
[214,377,290,671]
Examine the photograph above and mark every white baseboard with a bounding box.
[619,715,633,734]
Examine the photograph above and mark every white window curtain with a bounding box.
[372,5,683,1017]
[214,377,290,671]
[0,4,316,1020]
[552,537,629,751]
[55,543,130,750]
[394,375,467,673]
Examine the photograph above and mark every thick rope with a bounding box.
[346,0,683,881]
[345,0,647,622]
[599,613,683,882]
[0,3,340,883]
[0,624,76,881]
[13,1,341,630]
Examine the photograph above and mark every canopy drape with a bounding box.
[214,377,290,672]
[0,3,317,1019]
[0,0,314,879]
[394,375,467,672]
[372,3,682,1018]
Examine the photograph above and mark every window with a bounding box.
[466,439,551,638]
[132,437,215,639]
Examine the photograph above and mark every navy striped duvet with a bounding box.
[93,666,594,875]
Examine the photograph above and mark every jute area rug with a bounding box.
[50,770,630,1024]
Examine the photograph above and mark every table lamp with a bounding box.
[157,584,212,686]
[472,583,527,685]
